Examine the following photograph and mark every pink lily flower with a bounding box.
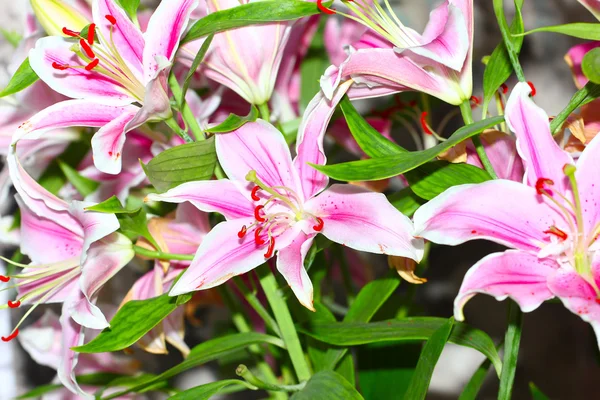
[19,310,140,400]
[2,146,134,340]
[414,82,600,348]
[180,0,292,106]
[320,0,473,106]
[17,0,198,174]
[124,203,210,356]
[146,119,423,310]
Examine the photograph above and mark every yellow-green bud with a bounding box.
[30,0,89,37]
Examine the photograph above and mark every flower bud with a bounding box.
[31,0,89,37]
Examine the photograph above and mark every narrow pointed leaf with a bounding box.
[387,187,424,217]
[169,380,257,400]
[58,160,100,198]
[529,382,551,400]
[519,23,600,41]
[0,57,38,97]
[290,371,363,400]
[551,81,600,133]
[142,136,217,192]
[116,0,141,22]
[205,106,258,133]
[183,0,331,43]
[179,33,214,108]
[311,116,503,182]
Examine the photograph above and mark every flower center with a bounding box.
[52,16,146,102]
[236,170,324,258]
[536,165,600,296]
[318,0,419,49]
[0,256,80,342]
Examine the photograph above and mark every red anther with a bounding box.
[535,177,554,195]
[87,23,96,45]
[85,58,100,71]
[79,39,95,58]
[7,300,20,309]
[596,298,600,305]
[1,329,18,342]
[317,0,336,14]
[254,227,266,246]
[62,27,80,37]
[501,83,509,94]
[544,226,568,241]
[527,81,537,97]
[254,205,266,222]
[0,275,8,283]
[237,225,247,239]
[52,62,69,70]
[251,186,261,201]
[313,217,324,232]
[470,96,481,106]
[105,14,117,25]
[420,111,433,135]
[264,237,275,258]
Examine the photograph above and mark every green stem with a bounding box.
[498,301,523,400]
[165,117,193,143]
[258,103,271,121]
[218,286,288,400]
[233,277,282,338]
[257,264,312,382]
[493,0,526,82]
[133,245,195,261]
[236,365,305,392]
[168,73,204,141]
[459,101,499,179]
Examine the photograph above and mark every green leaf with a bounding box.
[117,208,158,248]
[179,33,214,108]
[101,333,286,399]
[405,161,492,200]
[482,0,524,116]
[205,105,259,134]
[16,373,140,398]
[519,23,600,41]
[85,196,138,213]
[458,343,501,400]
[291,371,363,400]
[387,187,425,217]
[0,28,22,47]
[16,384,62,399]
[339,96,406,157]
[335,352,356,386]
[0,57,39,97]
[183,0,329,43]
[57,160,99,198]
[302,318,502,376]
[73,294,185,353]
[551,81,600,133]
[583,47,600,84]
[319,271,401,370]
[115,0,141,22]
[403,318,454,400]
[529,382,551,400]
[492,0,525,82]
[312,116,503,182]
[142,136,217,192]
[498,302,522,400]
[169,379,257,400]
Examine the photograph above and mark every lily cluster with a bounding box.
[1,0,599,398]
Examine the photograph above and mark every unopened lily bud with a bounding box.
[388,256,427,284]
[30,0,89,37]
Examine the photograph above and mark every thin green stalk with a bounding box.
[164,117,193,143]
[459,101,499,179]
[218,286,288,400]
[498,301,523,400]
[168,73,204,141]
[493,0,525,82]
[233,277,282,338]
[258,103,271,121]
[236,365,305,392]
[133,245,195,261]
[257,264,312,382]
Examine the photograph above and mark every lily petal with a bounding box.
[18,310,62,370]
[454,250,558,320]
[93,0,144,82]
[73,233,134,329]
[68,201,120,263]
[305,184,424,261]
[143,0,198,83]
[28,37,134,105]
[276,232,315,311]
[406,2,469,71]
[57,301,90,399]
[413,180,568,253]
[146,179,254,220]
[90,109,137,175]
[579,0,600,21]
[565,42,600,89]
[505,82,574,192]
[13,100,137,143]
[216,120,302,196]
[573,129,600,236]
